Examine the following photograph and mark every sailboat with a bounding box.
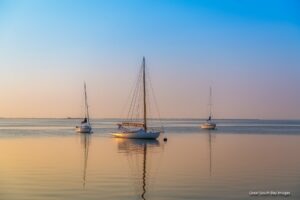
[201,87,216,130]
[112,57,160,139]
[76,82,92,133]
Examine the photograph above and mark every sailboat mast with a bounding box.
[209,86,212,119]
[84,82,90,123]
[143,57,147,131]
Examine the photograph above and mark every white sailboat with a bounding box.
[201,87,216,130]
[112,57,160,139]
[76,82,92,133]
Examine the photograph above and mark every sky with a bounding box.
[0,0,299,119]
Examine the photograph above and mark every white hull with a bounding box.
[112,129,160,139]
[76,123,92,133]
[201,122,216,130]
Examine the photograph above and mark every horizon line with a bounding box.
[0,117,299,121]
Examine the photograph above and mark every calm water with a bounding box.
[0,119,299,200]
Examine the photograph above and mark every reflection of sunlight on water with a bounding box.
[0,119,300,199]
[0,126,72,130]
[218,124,300,127]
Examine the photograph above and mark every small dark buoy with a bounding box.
[163,137,168,142]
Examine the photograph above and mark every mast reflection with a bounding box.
[207,131,216,177]
[80,133,91,189]
[115,139,161,200]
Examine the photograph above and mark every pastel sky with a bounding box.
[0,0,299,119]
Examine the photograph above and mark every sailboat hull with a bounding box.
[201,122,216,130]
[112,129,160,139]
[76,123,92,133]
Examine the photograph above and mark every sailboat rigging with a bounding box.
[201,86,216,130]
[113,57,161,139]
[76,82,92,133]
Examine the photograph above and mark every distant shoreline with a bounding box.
[0,117,299,121]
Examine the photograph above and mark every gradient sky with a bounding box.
[0,0,300,119]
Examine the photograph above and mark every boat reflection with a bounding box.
[206,131,216,177]
[80,133,91,189]
[115,138,162,200]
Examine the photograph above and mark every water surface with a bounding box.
[0,119,299,200]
